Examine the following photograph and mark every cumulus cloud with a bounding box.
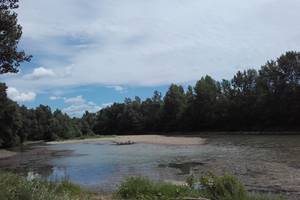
[108,85,126,92]
[7,87,36,102]
[64,95,85,105]
[24,67,55,79]
[62,96,101,117]
[49,96,65,100]
[3,0,300,92]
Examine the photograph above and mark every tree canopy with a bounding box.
[0,51,300,147]
[0,0,31,74]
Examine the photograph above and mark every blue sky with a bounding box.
[2,0,300,116]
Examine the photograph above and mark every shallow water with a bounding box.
[1,135,300,199]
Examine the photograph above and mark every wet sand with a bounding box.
[47,135,206,145]
[0,150,17,159]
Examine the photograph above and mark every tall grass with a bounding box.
[198,173,284,200]
[0,172,91,200]
[117,174,285,200]
[0,171,286,200]
[117,176,205,199]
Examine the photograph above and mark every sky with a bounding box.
[1,0,300,117]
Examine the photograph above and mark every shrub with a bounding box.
[199,173,247,200]
[117,177,203,200]
[0,171,90,200]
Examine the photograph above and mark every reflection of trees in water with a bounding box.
[0,145,70,179]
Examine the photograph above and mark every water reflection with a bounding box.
[1,135,300,199]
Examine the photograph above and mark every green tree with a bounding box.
[230,69,259,129]
[162,84,186,131]
[258,51,300,129]
[194,76,220,130]
[0,0,31,74]
[141,91,163,131]
[0,83,22,147]
[35,105,56,141]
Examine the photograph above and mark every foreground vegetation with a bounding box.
[0,172,93,200]
[117,174,284,200]
[0,171,285,200]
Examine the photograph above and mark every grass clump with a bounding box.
[117,177,203,200]
[198,173,285,200]
[199,173,247,200]
[117,174,285,200]
[0,171,91,200]
[0,171,286,200]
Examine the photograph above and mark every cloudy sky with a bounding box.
[2,0,300,116]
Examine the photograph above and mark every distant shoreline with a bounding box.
[46,135,207,145]
[2,132,300,159]
[0,149,17,159]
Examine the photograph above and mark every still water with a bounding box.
[1,135,300,198]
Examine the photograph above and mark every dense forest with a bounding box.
[1,1,300,148]
[1,51,300,147]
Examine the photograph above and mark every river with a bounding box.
[1,135,300,199]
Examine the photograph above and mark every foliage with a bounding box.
[0,0,31,74]
[0,171,91,200]
[199,173,247,200]
[186,173,285,200]
[93,51,300,134]
[0,83,95,148]
[117,177,203,200]
[1,51,300,147]
[117,175,284,200]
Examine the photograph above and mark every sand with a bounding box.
[47,135,206,145]
[0,149,17,159]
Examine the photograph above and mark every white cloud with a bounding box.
[49,96,65,100]
[64,95,85,105]
[7,87,36,102]
[24,67,55,80]
[108,85,126,92]
[102,102,113,107]
[62,96,101,117]
[113,86,124,92]
[4,0,300,91]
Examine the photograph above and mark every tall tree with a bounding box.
[162,84,186,131]
[230,69,259,129]
[194,76,220,130]
[0,82,22,147]
[0,0,31,74]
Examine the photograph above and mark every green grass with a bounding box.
[198,173,285,200]
[117,174,286,200]
[0,172,92,200]
[0,171,286,200]
[117,177,204,200]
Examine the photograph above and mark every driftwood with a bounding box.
[114,140,135,145]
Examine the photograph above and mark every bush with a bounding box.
[200,173,247,200]
[117,174,285,200]
[117,177,203,200]
[0,171,90,200]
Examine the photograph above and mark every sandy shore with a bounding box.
[47,135,206,145]
[0,149,17,159]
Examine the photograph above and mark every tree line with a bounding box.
[0,83,95,147]
[93,51,300,134]
[1,51,300,147]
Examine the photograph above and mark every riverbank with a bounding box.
[0,149,17,159]
[46,135,207,145]
[0,171,284,200]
